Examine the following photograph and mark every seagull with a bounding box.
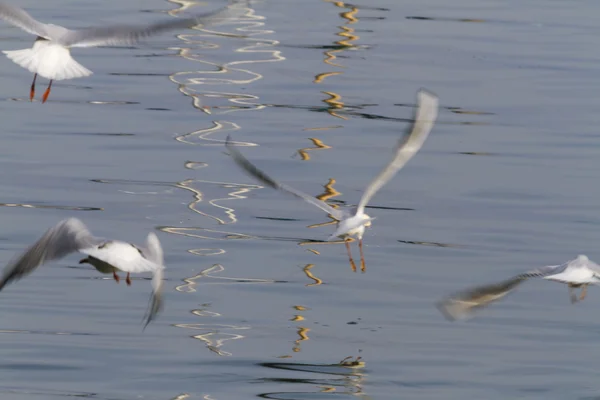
[0,218,165,328]
[436,254,600,321]
[0,1,242,102]
[225,89,439,272]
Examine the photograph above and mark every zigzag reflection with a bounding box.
[174,264,278,356]
[169,3,282,117]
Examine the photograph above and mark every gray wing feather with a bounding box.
[0,218,103,290]
[357,89,439,214]
[436,263,566,321]
[142,232,164,329]
[59,4,241,48]
[0,2,49,37]
[225,136,347,221]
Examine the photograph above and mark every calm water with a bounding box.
[0,0,599,399]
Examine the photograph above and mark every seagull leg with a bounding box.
[112,271,120,284]
[126,273,132,286]
[345,239,357,272]
[358,238,366,273]
[580,284,588,301]
[30,73,37,101]
[42,80,53,104]
[568,284,578,304]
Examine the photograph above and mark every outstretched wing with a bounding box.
[142,232,165,329]
[59,3,244,48]
[356,89,439,214]
[144,265,164,330]
[436,263,567,321]
[0,218,103,290]
[225,136,347,221]
[0,3,50,38]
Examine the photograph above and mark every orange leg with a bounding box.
[112,271,120,283]
[126,273,132,286]
[42,80,53,104]
[358,238,366,273]
[345,239,357,272]
[568,284,578,303]
[30,73,37,101]
[580,284,588,301]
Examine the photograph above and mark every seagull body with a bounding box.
[0,218,165,328]
[226,89,439,271]
[0,1,239,102]
[437,254,600,321]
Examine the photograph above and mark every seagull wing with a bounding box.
[58,4,241,48]
[436,263,567,321]
[0,218,103,290]
[141,232,164,329]
[225,136,347,221]
[0,2,50,38]
[356,89,439,214]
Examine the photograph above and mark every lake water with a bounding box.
[0,0,599,399]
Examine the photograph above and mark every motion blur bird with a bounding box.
[0,218,165,328]
[0,1,243,102]
[437,254,600,321]
[226,89,439,272]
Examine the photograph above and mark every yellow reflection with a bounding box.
[322,91,348,120]
[296,138,331,161]
[303,264,323,287]
[313,71,343,84]
[306,178,342,230]
[293,326,310,353]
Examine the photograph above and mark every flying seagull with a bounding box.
[436,254,600,321]
[0,1,243,102]
[0,218,165,328]
[225,89,439,272]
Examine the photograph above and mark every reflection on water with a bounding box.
[175,264,278,356]
[302,264,323,287]
[258,357,369,399]
[296,138,331,161]
[0,203,102,211]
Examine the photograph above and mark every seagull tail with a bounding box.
[3,47,93,80]
[3,48,39,75]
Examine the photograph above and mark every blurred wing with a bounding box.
[357,89,439,214]
[81,241,161,273]
[436,263,567,321]
[225,136,347,221]
[436,277,524,321]
[0,3,50,38]
[60,4,242,48]
[0,218,103,290]
[143,265,164,330]
[141,232,163,266]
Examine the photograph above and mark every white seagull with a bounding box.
[0,1,242,102]
[436,254,600,321]
[0,218,165,328]
[225,89,439,272]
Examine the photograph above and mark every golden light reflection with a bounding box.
[322,91,348,120]
[303,264,323,287]
[296,138,331,161]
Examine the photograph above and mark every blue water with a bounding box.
[0,0,600,399]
